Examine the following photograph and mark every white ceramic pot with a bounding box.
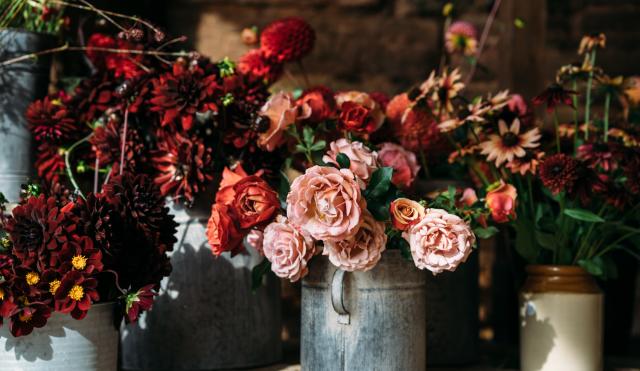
[0,302,118,371]
[520,265,603,371]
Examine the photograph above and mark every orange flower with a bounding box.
[206,204,244,256]
[231,176,280,229]
[390,198,425,231]
[215,164,263,205]
[485,181,517,223]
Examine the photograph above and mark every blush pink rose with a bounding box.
[246,229,264,255]
[287,165,364,242]
[377,142,421,188]
[323,139,378,184]
[258,92,310,151]
[323,211,387,272]
[263,216,315,282]
[403,208,475,274]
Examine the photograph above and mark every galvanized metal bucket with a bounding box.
[301,250,427,371]
[120,199,282,370]
[0,302,118,371]
[0,29,54,202]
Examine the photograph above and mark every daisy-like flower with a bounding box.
[432,69,465,114]
[479,119,541,167]
[532,83,577,112]
[608,128,640,147]
[506,151,545,176]
[448,144,479,164]
[445,21,478,56]
[597,74,624,95]
[578,33,606,55]
[438,102,487,132]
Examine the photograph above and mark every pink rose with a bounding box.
[323,139,378,184]
[258,92,310,151]
[403,208,475,274]
[246,229,264,255]
[323,211,386,272]
[287,165,364,242]
[377,142,420,188]
[486,180,517,223]
[263,216,315,282]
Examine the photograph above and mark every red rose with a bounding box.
[231,176,280,229]
[298,86,336,123]
[339,101,376,133]
[206,204,244,256]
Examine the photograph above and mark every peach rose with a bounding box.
[322,139,378,184]
[485,180,517,223]
[231,176,280,229]
[403,208,475,274]
[378,142,421,188]
[263,216,315,282]
[246,229,264,255]
[335,91,385,132]
[323,211,386,272]
[216,164,262,205]
[287,165,364,242]
[206,204,244,256]
[390,198,425,231]
[258,92,310,151]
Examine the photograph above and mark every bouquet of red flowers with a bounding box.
[0,172,176,337]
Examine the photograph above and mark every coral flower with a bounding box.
[479,119,541,167]
[485,181,518,223]
[445,21,478,56]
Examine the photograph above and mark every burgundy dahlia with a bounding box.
[8,303,51,337]
[260,17,315,63]
[151,133,215,204]
[237,49,283,84]
[58,236,104,275]
[26,95,77,143]
[54,270,99,320]
[150,60,220,131]
[90,117,145,171]
[538,154,579,195]
[124,284,156,323]
[35,143,66,185]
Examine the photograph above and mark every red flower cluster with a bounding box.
[205,165,279,256]
[0,173,176,336]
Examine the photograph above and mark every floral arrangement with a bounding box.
[0,173,176,336]
[0,0,67,34]
[445,34,640,277]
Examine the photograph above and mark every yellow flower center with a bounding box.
[18,313,32,322]
[71,255,88,270]
[49,280,61,294]
[26,272,40,286]
[0,288,4,300]
[68,285,84,301]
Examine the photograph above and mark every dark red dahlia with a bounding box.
[72,194,120,255]
[538,154,579,195]
[86,33,144,79]
[72,74,119,124]
[35,143,65,185]
[237,49,283,84]
[151,133,214,204]
[26,95,77,143]
[58,236,104,275]
[8,303,51,336]
[5,195,78,270]
[149,60,220,131]
[89,117,146,171]
[260,17,315,63]
[124,284,156,323]
[54,270,99,320]
[532,83,577,113]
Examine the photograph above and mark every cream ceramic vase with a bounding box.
[519,265,603,371]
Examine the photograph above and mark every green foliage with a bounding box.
[251,259,271,291]
[363,167,397,221]
[563,208,605,223]
[336,153,350,169]
[474,226,499,239]
[278,171,290,210]
[0,0,65,34]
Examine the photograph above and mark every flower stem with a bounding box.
[464,0,502,86]
[297,60,311,89]
[119,107,130,175]
[584,50,597,141]
[93,157,100,194]
[527,174,535,218]
[418,149,430,180]
[603,92,611,142]
[65,133,94,199]
[572,79,579,154]
[553,109,561,153]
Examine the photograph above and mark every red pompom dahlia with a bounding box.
[26,95,77,143]
[260,17,315,63]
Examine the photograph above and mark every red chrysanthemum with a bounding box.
[149,60,220,131]
[538,154,579,195]
[5,195,77,270]
[260,17,315,63]
[26,95,77,144]
[35,143,66,185]
[237,49,283,84]
[151,133,215,204]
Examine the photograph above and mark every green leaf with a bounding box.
[336,153,351,169]
[564,208,605,223]
[578,257,604,277]
[294,144,307,153]
[278,171,290,210]
[303,126,315,146]
[366,167,394,199]
[474,226,499,239]
[367,199,390,221]
[309,140,326,152]
[0,192,7,206]
[514,218,539,263]
[251,259,272,291]
[446,185,456,201]
[535,231,557,251]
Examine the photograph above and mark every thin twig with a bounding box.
[119,107,129,175]
[77,0,126,32]
[464,0,502,86]
[93,157,100,194]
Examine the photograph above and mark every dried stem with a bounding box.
[93,157,100,193]
[464,0,502,86]
[119,107,129,175]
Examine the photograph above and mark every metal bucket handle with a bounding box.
[331,269,350,325]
